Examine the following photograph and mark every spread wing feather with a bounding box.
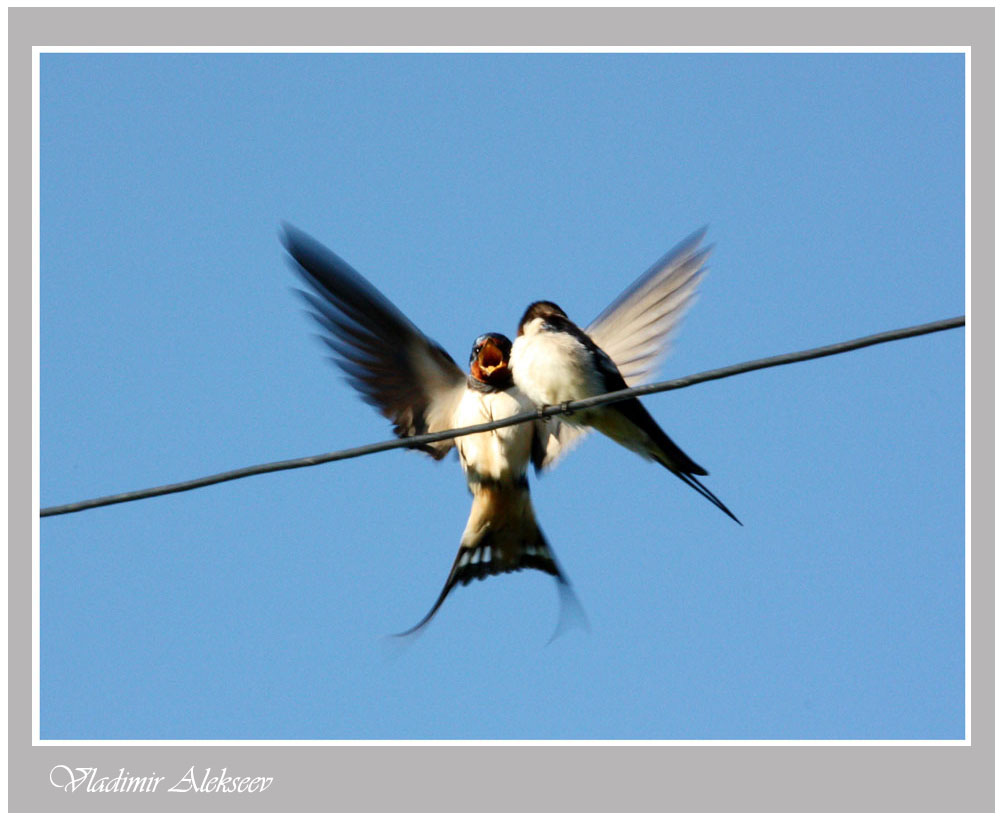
[587,226,709,387]
[282,224,466,459]
[534,228,711,470]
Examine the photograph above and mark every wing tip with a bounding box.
[279,220,307,254]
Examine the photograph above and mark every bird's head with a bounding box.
[516,301,568,336]
[469,333,513,386]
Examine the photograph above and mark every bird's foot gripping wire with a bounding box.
[536,401,577,420]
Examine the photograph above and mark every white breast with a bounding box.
[510,320,602,406]
[453,387,535,486]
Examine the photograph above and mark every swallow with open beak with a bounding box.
[281,225,584,637]
[510,228,741,524]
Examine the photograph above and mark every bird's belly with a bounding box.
[454,389,534,485]
[511,334,597,406]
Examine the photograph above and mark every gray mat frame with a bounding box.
[12,6,991,813]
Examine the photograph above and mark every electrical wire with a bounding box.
[39,315,965,518]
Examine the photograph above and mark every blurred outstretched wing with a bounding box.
[282,224,467,459]
[533,228,711,470]
[587,227,709,386]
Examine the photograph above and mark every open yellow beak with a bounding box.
[477,340,507,376]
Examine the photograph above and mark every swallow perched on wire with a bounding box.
[510,228,741,524]
[281,224,584,637]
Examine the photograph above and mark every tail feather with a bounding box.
[595,397,741,525]
[394,486,585,638]
[670,468,742,525]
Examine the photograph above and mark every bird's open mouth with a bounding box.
[478,342,507,375]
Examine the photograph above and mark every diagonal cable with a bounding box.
[40,315,965,518]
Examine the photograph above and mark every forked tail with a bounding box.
[395,485,587,639]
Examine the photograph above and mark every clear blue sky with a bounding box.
[40,52,965,740]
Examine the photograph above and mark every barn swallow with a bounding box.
[280,224,584,637]
[510,228,741,524]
